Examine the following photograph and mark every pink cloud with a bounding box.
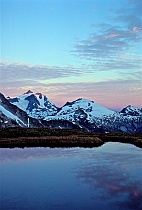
[132,27,141,33]
[106,184,121,191]
[104,33,120,39]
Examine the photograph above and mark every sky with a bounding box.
[0,0,142,110]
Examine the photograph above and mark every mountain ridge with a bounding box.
[0,91,141,133]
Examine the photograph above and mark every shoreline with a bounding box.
[0,128,142,149]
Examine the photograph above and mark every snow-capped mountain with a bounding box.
[8,90,59,119]
[45,98,115,122]
[2,91,142,133]
[44,98,142,133]
[120,105,142,116]
[0,93,42,127]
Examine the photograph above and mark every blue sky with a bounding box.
[0,0,142,110]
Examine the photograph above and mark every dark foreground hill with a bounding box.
[0,128,141,149]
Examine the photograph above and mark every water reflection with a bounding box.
[0,147,83,163]
[0,143,142,210]
[74,143,142,210]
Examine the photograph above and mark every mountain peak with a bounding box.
[24,90,33,95]
[120,105,141,116]
[8,90,58,119]
[35,92,42,96]
[122,105,137,111]
[35,92,42,99]
[126,105,133,108]
[75,98,94,103]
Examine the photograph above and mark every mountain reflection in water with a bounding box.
[0,143,142,210]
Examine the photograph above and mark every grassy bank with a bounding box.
[0,128,142,148]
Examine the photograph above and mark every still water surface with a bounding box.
[0,143,142,210]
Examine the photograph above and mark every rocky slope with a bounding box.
[0,93,43,128]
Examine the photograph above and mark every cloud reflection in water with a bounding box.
[73,143,142,210]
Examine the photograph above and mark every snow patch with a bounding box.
[0,105,26,126]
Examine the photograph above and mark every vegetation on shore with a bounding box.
[0,127,142,148]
